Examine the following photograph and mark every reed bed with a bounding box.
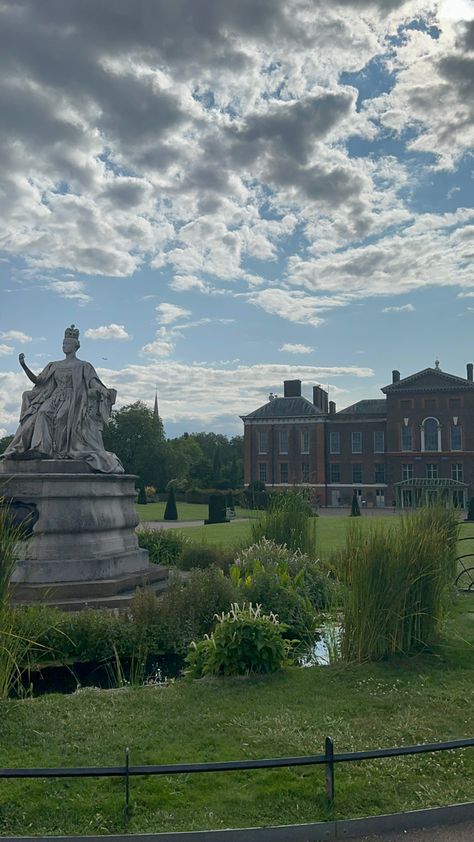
[250,490,317,555]
[336,506,458,661]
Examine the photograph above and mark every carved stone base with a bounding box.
[0,460,153,602]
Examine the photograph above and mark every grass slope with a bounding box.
[1,599,473,836]
[137,502,255,523]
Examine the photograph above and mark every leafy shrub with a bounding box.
[186,603,292,677]
[138,528,189,565]
[251,491,316,554]
[231,539,331,643]
[336,506,459,661]
[145,485,156,502]
[164,487,178,520]
[178,543,236,572]
[158,567,237,654]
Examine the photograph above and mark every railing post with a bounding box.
[124,747,130,821]
[325,736,335,806]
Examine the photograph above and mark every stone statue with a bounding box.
[1,325,123,473]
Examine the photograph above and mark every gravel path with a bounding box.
[358,820,474,841]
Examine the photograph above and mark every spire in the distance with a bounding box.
[153,390,159,423]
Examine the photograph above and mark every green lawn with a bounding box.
[137,502,255,522]
[1,598,473,836]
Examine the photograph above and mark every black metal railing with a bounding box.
[456,532,474,591]
[1,737,473,821]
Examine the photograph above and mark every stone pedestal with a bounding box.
[0,459,165,609]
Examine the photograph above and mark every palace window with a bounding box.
[330,463,341,483]
[452,463,463,482]
[402,463,413,481]
[426,463,438,479]
[373,431,385,453]
[257,431,267,454]
[400,399,412,410]
[301,431,309,454]
[421,417,441,452]
[352,463,362,483]
[280,463,288,483]
[302,463,310,482]
[329,431,340,454]
[374,463,385,483]
[451,426,462,451]
[258,463,267,483]
[351,431,362,454]
[279,429,288,454]
[449,398,461,410]
[401,426,413,451]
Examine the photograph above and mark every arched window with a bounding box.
[421,417,441,452]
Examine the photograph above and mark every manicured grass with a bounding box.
[1,598,473,836]
[137,502,255,522]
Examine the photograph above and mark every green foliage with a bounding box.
[251,490,316,554]
[137,485,147,505]
[138,528,189,566]
[336,506,459,661]
[467,497,474,521]
[177,543,236,572]
[158,568,237,654]
[231,539,331,643]
[0,434,14,455]
[103,401,166,488]
[186,603,292,677]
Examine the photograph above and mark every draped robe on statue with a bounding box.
[3,359,123,473]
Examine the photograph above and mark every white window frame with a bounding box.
[402,463,413,481]
[280,462,288,483]
[426,463,439,479]
[421,417,441,452]
[450,425,462,451]
[352,463,362,484]
[351,431,362,454]
[401,426,413,452]
[451,463,463,482]
[257,431,267,455]
[373,431,385,453]
[330,463,341,483]
[301,462,310,483]
[300,430,309,454]
[329,431,340,454]
[279,429,288,455]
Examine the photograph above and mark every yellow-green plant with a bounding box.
[336,506,458,662]
[250,490,317,555]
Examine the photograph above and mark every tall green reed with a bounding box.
[0,498,55,699]
[336,506,458,662]
[251,490,317,555]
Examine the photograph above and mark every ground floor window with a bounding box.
[258,463,267,483]
[280,462,288,483]
[301,463,310,482]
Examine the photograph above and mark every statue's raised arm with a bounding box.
[1,326,123,473]
[18,353,40,386]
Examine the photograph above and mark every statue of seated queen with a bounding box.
[2,325,123,473]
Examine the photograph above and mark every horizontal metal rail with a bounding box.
[2,737,473,780]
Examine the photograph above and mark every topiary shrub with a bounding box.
[137,485,147,505]
[164,486,178,521]
[186,603,292,677]
[138,528,189,566]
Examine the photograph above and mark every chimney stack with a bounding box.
[467,363,473,382]
[313,385,328,413]
[329,400,336,415]
[283,379,301,398]
[392,370,400,383]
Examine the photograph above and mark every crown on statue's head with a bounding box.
[64,324,79,339]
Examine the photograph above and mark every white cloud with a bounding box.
[279,343,315,354]
[0,344,14,357]
[381,303,415,313]
[156,303,192,325]
[84,324,132,341]
[45,280,91,304]
[0,330,32,343]
[248,288,352,326]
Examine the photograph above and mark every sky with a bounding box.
[0,0,473,439]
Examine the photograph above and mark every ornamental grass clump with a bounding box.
[337,506,459,662]
[251,490,316,555]
[186,603,292,677]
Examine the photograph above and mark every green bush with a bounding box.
[251,490,316,554]
[158,568,237,654]
[186,603,292,677]
[164,487,178,521]
[138,528,189,565]
[336,506,459,661]
[231,539,331,643]
[178,543,236,572]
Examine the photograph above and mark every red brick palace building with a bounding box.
[241,363,474,508]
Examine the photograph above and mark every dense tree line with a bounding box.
[102,402,243,490]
